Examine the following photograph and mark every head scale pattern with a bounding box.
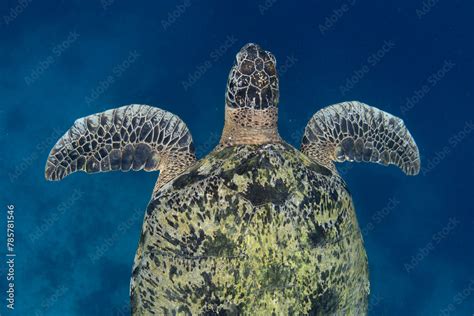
[226,43,279,109]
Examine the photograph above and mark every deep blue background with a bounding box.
[1,0,473,315]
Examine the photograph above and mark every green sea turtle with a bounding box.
[45,43,420,315]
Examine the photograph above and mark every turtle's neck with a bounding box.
[218,106,282,146]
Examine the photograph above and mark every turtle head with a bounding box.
[226,43,279,109]
[220,43,282,147]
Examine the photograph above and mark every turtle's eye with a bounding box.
[261,51,276,63]
[264,61,276,75]
[236,51,246,64]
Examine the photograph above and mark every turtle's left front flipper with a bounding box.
[301,101,420,175]
[45,104,196,192]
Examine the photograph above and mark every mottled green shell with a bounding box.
[131,143,369,315]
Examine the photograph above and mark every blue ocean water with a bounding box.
[0,0,473,315]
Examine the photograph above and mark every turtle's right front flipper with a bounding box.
[45,104,196,191]
[301,101,420,175]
